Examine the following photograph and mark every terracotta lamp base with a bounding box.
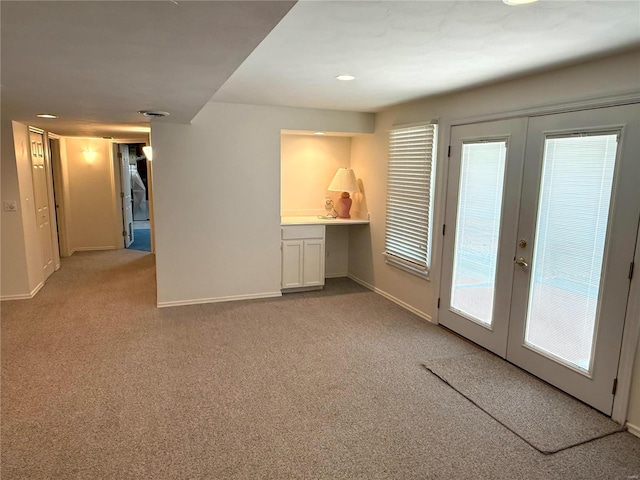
[336,192,352,218]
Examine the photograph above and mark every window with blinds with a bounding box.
[384,123,437,277]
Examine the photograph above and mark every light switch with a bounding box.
[3,200,18,212]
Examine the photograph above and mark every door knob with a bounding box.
[515,257,529,268]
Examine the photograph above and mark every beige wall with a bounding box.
[281,134,353,216]
[151,102,373,306]
[1,120,33,297]
[62,137,121,252]
[348,49,640,422]
[281,134,359,277]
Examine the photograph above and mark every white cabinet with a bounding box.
[281,225,325,291]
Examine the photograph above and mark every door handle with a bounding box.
[515,257,529,268]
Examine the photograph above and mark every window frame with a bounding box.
[383,121,438,280]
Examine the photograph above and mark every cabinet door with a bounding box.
[303,239,325,287]
[282,240,304,288]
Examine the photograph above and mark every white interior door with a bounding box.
[439,118,528,356]
[119,145,134,248]
[30,131,55,280]
[440,104,639,414]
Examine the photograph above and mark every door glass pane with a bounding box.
[451,141,507,326]
[525,133,618,372]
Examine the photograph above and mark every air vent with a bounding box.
[138,110,170,118]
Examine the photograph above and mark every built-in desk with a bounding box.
[281,216,370,226]
[280,216,370,292]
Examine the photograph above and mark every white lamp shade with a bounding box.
[328,167,359,193]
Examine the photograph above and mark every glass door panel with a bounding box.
[439,118,528,358]
[506,104,639,415]
[451,141,507,327]
[524,134,618,373]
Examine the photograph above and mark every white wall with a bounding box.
[1,121,46,298]
[1,120,33,297]
[151,102,373,306]
[62,137,121,252]
[348,49,640,421]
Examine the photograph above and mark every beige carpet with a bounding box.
[424,351,625,454]
[2,249,640,479]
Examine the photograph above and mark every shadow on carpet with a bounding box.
[423,351,625,454]
[129,228,150,252]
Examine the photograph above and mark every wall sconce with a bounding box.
[142,145,153,161]
[328,167,359,218]
[82,149,97,163]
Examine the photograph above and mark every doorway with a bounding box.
[439,104,640,415]
[117,143,151,252]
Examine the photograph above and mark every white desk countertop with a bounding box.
[281,216,370,226]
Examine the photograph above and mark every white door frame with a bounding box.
[113,141,154,252]
[432,93,640,424]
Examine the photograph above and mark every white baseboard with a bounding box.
[1,280,44,301]
[73,246,118,252]
[158,291,282,308]
[627,422,640,438]
[325,273,348,279]
[347,274,432,323]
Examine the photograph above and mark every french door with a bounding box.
[439,104,640,414]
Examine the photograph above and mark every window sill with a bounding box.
[383,252,430,281]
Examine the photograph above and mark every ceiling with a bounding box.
[0,1,295,139]
[214,0,640,112]
[1,1,639,139]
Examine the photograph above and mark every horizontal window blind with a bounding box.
[385,123,437,273]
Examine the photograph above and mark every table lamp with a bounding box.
[328,168,359,218]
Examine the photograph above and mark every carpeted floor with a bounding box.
[129,227,151,252]
[2,249,639,479]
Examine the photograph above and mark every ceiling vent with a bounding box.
[138,110,170,118]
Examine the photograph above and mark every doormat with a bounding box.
[129,228,151,252]
[423,351,625,454]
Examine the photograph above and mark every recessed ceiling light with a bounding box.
[503,0,538,5]
[138,110,170,118]
[314,131,325,136]
[37,113,58,119]
[335,74,356,81]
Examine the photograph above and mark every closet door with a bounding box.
[506,104,640,414]
[439,118,528,357]
[30,131,55,280]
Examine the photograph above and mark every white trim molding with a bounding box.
[627,422,640,439]
[0,281,44,301]
[73,246,119,252]
[612,220,640,424]
[158,291,282,309]
[348,274,432,323]
[449,90,640,128]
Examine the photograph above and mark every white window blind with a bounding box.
[384,123,437,276]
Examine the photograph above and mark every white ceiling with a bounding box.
[1,1,295,139]
[213,0,640,112]
[1,1,639,139]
